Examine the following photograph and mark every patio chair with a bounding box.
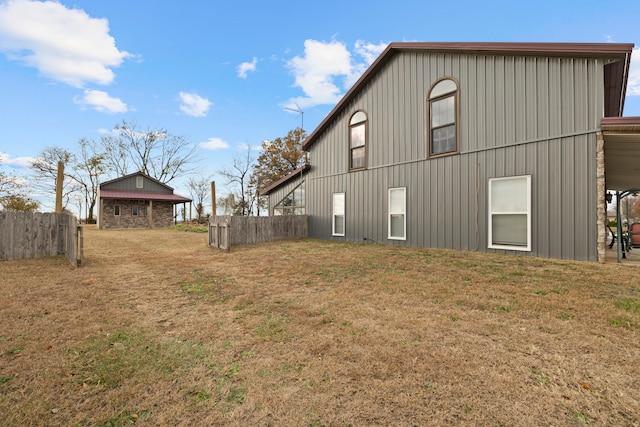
[630,223,640,248]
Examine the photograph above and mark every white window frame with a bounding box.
[136,176,143,188]
[332,193,345,236]
[488,175,531,251]
[388,187,406,240]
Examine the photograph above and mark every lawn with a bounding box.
[1,226,639,426]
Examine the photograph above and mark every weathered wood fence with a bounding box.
[209,215,308,250]
[0,212,83,267]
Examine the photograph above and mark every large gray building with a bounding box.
[262,42,640,262]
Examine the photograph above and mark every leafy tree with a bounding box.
[217,193,245,216]
[187,175,212,222]
[1,194,38,212]
[249,127,306,213]
[251,127,306,188]
[0,170,18,197]
[100,120,197,184]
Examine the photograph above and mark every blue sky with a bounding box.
[1,0,640,209]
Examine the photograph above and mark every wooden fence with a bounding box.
[209,215,308,250]
[0,212,83,267]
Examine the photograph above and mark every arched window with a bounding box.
[428,78,459,157]
[349,111,367,170]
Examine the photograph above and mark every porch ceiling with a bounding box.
[602,117,640,191]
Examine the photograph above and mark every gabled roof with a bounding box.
[99,171,174,191]
[302,42,634,151]
[259,164,310,196]
[99,189,191,203]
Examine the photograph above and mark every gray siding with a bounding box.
[267,174,306,216]
[102,174,172,193]
[305,51,605,261]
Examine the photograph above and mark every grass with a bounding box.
[1,226,640,425]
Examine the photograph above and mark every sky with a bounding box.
[1,0,640,212]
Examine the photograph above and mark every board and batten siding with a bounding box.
[102,175,170,193]
[305,50,604,261]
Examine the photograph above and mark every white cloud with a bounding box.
[237,57,257,79]
[628,47,640,96]
[179,91,212,117]
[285,39,387,109]
[74,89,127,113]
[0,152,35,169]
[200,137,229,150]
[0,0,131,87]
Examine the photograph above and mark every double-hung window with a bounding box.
[388,187,406,240]
[349,111,367,170]
[428,78,459,157]
[488,176,531,251]
[332,193,345,236]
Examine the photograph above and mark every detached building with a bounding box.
[97,172,191,229]
[261,42,640,262]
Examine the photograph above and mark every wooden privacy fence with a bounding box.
[0,212,83,267]
[209,215,308,250]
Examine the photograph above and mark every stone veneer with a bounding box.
[596,132,607,263]
[100,199,175,229]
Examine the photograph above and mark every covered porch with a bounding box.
[601,116,640,263]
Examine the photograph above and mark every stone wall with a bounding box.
[100,199,175,229]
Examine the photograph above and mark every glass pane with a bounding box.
[431,96,455,128]
[333,193,345,215]
[431,124,456,155]
[430,79,457,98]
[350,123,365,148]
[334,215,345,235]
[390,214,405,238]
[350,111,366,125]
[351,146,365,169]
[491,178,528,212]
[492,214,528,246]
[389,188,405,213]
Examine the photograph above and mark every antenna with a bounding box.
[284,103,304,130]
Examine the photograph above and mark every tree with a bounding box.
[249,127,307,213]
[251,127,307,188]
[217,193,244,216]
[0,170,18,197]
[73,138,106,223]
[218,146,254,216]
[187,175,211,222]
[30,146,80,211]
[1,194,38,212]
[101,120,197,184]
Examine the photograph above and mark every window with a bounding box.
[349,111,367,170]
[333,193,345,236]
[388,187,406,240]
[136,176,144,188]
[132,204,139,216]
[114,205,120,216]
[488,176,531,251]
[274,182,305,215]
[428,78,459,157]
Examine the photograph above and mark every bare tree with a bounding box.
[187,175,212,222]
[100,120,197,183]
[31,146,80,211]
[72,138,106,222]
[218,146,254,216]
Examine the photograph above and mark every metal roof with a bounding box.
[258,164,310,196]
[99,189,191,203]
[302,42,634,151]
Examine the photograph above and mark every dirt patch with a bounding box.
[1,226,639,426]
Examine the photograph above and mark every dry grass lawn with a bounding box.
[1,226,640,426]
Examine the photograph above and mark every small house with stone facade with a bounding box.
[97,172,191,229]
[261,42,640,262]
